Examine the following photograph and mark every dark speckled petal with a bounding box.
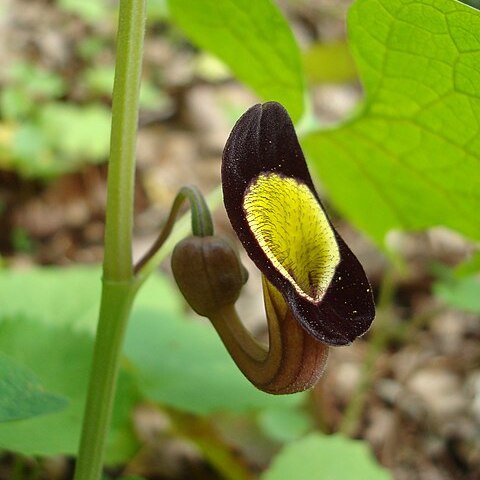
[222,101,375,346]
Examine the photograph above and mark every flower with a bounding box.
[222,102,375,346]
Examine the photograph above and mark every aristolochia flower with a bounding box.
[222,102,375,346]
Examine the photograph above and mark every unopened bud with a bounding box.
[171,235,248,317]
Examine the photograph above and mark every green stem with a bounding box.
[74,283,137,479]
[74,2,146,479]
[103,0,146,282]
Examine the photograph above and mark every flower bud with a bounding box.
[171,235,248,317]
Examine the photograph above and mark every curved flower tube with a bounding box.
[172,235,328,394]
[222,102,375,346]
[208,278,329,394]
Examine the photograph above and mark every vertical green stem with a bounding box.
[74,283,137,479]
[74,2,146,479]
[103,0,146,282]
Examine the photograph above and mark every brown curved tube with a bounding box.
[208,277,329,394]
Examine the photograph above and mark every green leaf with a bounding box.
[0,317,140,463]
[434,274,480,312]
[302,0,480,245]
[257,407,313,443]
[125,308,304,415]
[0,266,103,331]
[0,352,67,423]
[432,255,480,313]
[167,0,305,122]
[0,266,182,332]
[261,434,391,480]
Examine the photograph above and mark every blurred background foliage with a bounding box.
[0,0,479,479]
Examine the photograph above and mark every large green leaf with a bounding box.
[0,317,140,463]
[0,267,99,330]
[0,352,67,423]
[0,267,176,460]
[0,266,181,332]
[303,0,480,245]
[125,308,303,415]
[261,434,391,480]
[167,0,305,122]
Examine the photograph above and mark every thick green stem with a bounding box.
[74,282,137,479]
[74,1,146,479]
[103,0,146,282]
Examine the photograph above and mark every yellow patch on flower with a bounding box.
[243,173,340,303]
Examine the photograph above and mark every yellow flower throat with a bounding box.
[243,173,340,303]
